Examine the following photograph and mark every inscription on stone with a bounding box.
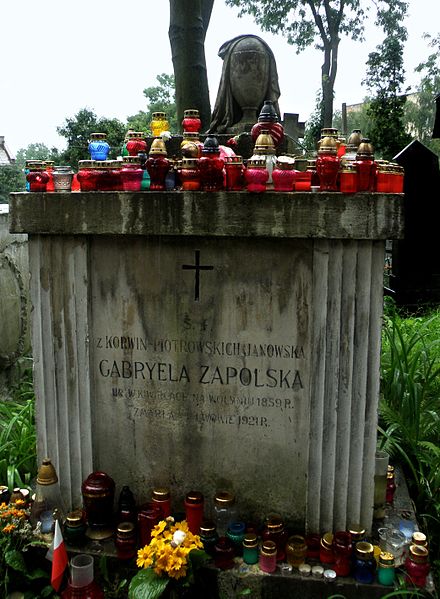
[89,236,311,522]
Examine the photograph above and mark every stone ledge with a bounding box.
[9,191,404,240]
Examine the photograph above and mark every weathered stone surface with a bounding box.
[11,192,404,532]
[0,206,30,368]
[10,192,404,239]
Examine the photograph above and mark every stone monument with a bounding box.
[10,191,404,533]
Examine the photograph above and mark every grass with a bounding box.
[379,300,440,593]
[0,362,37,490]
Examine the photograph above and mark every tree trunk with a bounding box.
[320,38,339,128]
[169,0,214,132]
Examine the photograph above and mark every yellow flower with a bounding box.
[136,546,154,569]
[14,499,26,507]
[2,524,16,534]
[151,520,167,538]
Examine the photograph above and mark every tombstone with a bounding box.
[9,190,404,533]
[393,140,440,306]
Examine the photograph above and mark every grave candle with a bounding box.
[259,540,277,573]
[262,516,288,561]
[333,531,352,576]
[286,534,307,567]
[182,109,201,134]
[26,162,50,192]
[115,522,137,560]
[88,133,110,161]
[77,160,98,191]
[138,502,162,547]
[151,488,171,518]
[405,545,430,587]
[243,533,259,564]
[319,532,335,565]
[244,158,268,193]
[120,156,143,192]
[354,542,376,583]
[199,521,218,556]
[184,491,204,534]
[378,552,395,586]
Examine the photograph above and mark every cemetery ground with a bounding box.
[0,301,439,598]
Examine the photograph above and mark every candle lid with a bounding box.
[356,541,374,558]
[412,531,427,546]
[199,520,216,534]
[323,569,337,581]
[90,132,107,140]
[214,491,234,505]
[379,551,395,567]
[185,490,204,504]
[311,565,324,577]
[243,533,258,548]
[152,487,170,500]
[37,458,58,485]
[261,540,277,555]
[117,521,135,536]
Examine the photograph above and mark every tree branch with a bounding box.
[307,0,329,46]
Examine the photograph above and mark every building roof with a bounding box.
[0,136,15,166]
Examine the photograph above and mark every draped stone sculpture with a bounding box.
[208,35,281,134]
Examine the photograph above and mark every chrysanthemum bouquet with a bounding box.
[0,500,48,594]
[129,517,209,599]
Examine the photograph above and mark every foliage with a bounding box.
[0,164,23,202]
[225,0,368,127]
[57,108,126,166]
[129,518,208,599]
[333,99,372,139]
[363,1,411,159]
[0,500,52,596]
[379,300,440,582]
[303,90,323,153]
[0,398,37,491]
[99,555,130,598]
[15,143,60,168]
[127,74,177,135]
[405,33,440,157]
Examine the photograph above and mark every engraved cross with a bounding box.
[182,250,214,301]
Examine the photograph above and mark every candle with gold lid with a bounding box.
[115,521,137,560]
[151,487,171,518]
[184,490,204,534]
[182,109,201,133]
[405,545,430,587]
[150,112,169,137]
[378,552,395,586]
[354,542,376,583]
[259,540,277,573]
[88,132,110,161]
[319,532,334,565]
[64,509,87,546]
[243,532,259,564]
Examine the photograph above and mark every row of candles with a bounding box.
[24,105,404,195]
[2,459,430,589]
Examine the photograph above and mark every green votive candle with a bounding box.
[243,533,259,564]
[378,552,395,586]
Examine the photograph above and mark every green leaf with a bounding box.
[26,566,49,580]
[188,549,209,570]
[129,568,169,599]
[5,549,28,573]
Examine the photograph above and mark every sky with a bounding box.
[1,0,439,156]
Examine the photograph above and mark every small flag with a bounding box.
[47,519,68,591]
